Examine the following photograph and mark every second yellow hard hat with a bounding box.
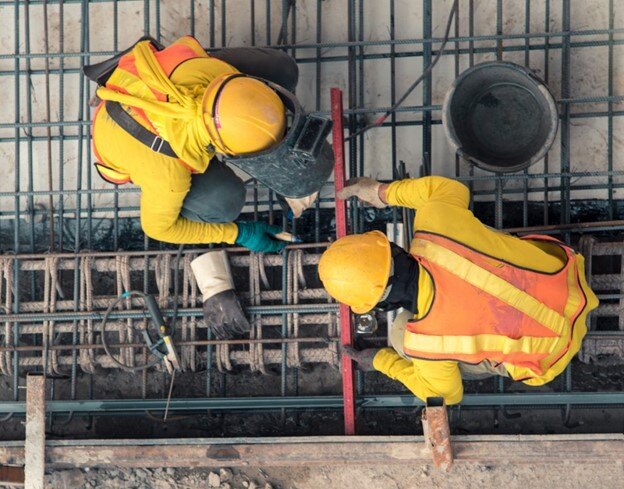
[318,230,392,314]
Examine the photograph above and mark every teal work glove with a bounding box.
[235,221,287,253]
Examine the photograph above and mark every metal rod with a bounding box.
[504,220,624,235]
[0,336,340,354]
[331,87,356,435]
[2,392,624,415]
[0,304,339,323]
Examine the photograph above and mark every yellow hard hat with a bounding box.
[203,73,286,155]
[318,231,392,314]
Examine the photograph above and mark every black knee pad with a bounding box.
[218,181,246,222]
[181,161,246,224]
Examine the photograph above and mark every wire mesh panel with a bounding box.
[0,0,622,435]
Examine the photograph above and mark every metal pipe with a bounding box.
[0,304,339,323]
[504,220,624,235]
[1,392,624,415]
[1,26,622,57]
[0,336,340,354]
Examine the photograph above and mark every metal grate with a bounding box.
[0,0,623,434]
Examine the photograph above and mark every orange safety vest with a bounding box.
[91,36,230,185]
[403,232,590,382]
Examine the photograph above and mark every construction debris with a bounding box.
[45,467,278,489]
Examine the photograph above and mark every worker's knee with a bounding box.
[180,161,246,223]
[201,183,245,222]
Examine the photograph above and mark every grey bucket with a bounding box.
[442,61,558,173]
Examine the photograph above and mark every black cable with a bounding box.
[100,290,161,372]
[170,244,184,334]
[345,0,459,141]
[276,0,295,46]
[101,245,184,372]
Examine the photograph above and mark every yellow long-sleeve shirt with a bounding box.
[92,37,239,245]
[372,176,597,404]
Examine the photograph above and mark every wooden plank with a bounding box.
[0,435,622,468]
[0,466,25,486]
[24,374,46,489]
[422,398,453,471]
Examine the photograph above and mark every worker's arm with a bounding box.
[373,348,464,405]
[139,171,238,245]
[381,176,470,210]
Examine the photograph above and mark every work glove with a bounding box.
[284,191,319,219]
[235,221,287,253]
[342,345,381,372]
[191,251,250,340]
[203,290,250,339]
[337,177,386,208]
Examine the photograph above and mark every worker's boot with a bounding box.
[190,251,250,339]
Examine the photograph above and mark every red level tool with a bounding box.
[330,87,356,435]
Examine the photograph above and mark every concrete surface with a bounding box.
[45,463,624,489]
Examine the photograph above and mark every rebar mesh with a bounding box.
[0,0,623,429]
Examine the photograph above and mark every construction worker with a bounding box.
[84,35,332,252]
[318,176,598,404]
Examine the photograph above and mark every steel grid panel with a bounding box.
[0,0,622,429]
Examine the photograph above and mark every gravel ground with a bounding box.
[39,463,624,489]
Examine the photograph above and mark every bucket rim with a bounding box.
[442,60,559,174]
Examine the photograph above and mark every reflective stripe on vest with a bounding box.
[403,232,588,379]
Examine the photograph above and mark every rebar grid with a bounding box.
[0,249,339,396]
[0,1,623,430]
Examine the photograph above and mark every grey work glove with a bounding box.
[342,345,381,372]
[337,177,386,208]
[191,251,250,340]
[203,289,251,340]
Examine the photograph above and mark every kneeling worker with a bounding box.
[85,35,332,253]
[85,36,333,340]
[319,176,598,404]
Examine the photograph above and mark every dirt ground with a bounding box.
[42,463,624,489]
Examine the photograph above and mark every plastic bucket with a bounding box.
[442,61,558,173]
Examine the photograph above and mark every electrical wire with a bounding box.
[100,290,162,372]
[100,245,184,372]
[345,0,459,141]
[170,244,184,334]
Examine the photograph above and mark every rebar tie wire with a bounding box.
[346,0,459,141]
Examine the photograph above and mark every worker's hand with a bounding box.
[235,221,288,253]
[202,289,251,339]
[337,177,387,208]
[342,345,380,372]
